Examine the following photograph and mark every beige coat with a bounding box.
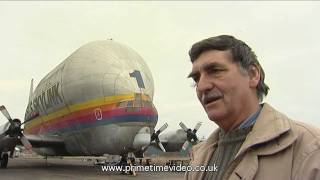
[185,103,320,180]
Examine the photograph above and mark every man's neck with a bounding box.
[220,103,260,133]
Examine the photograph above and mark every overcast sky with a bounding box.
[1,1,320,138]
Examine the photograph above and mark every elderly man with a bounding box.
[185,35,320,180]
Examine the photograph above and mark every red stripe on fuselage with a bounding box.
[26,106,156,134]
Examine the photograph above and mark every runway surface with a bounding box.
[0,157,184,180]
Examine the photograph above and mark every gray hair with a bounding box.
[189,35,269,101]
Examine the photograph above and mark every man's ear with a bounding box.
[248,64,260,88]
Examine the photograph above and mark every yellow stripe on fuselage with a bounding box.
[25,93,150,129]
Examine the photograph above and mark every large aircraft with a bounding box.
[0,40,202,169]
[0,40,171,168]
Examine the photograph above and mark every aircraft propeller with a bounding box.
[151,122,168,152]
[0,105,32,150]
[179,121,202,151]
[142,122,168,152]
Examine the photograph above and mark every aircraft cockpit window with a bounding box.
[127,101,133,107]
[117,101,127,108]
[133,100,143,108]
[118,100,151,109]
[125,100,141,112]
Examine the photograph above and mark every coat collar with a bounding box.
[231,103,299,180]
[235,103,298,158]
[203,103,298,159]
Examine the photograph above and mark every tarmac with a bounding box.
[0,157,185,180]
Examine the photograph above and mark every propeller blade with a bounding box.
[182,141,190,151]
[157,123,168,134]
[157,142,166,152]
[0,105,13,124]
[179,122,188,132]
[193,122,202,132]
[20,135,32,150]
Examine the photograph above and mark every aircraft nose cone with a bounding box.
[133,127,151,149]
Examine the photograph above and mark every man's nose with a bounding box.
[196,75,213,93]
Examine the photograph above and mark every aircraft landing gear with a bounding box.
[0,153,9,168]
[119,154,136,176]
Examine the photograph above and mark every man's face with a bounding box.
[188,50,258,130]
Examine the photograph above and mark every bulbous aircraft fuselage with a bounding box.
[24,40,157,156]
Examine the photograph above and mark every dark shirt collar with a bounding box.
[237,104,263,129]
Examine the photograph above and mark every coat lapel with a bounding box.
[235,103,297,159]
[230,151,259,180]
[230,103,298,180]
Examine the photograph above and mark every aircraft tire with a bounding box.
[0,154,8,168]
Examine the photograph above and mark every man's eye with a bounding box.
[190,76,199,87]
[192,76,199,83]
[209,68,224,74]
